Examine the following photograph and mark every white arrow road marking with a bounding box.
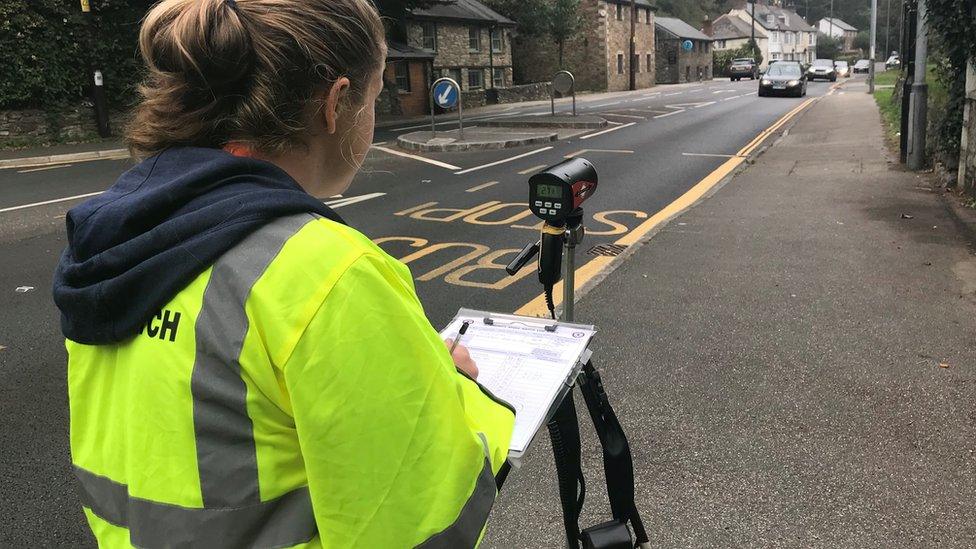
[371,145,461,170]
[324,192,386,209]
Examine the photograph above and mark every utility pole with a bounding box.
[884,0,891,59]
[629,0,636,91]
[80,0,110,137]
[750,1,756,61]
[829,0,834,42]
[868,0,877,93]
[908,0,928,170]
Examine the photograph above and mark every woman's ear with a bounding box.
[320,77,351,135]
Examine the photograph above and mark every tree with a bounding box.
[484,0,548,37]
[548,0,582,67]
[816,32,842,59]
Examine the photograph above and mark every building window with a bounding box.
[704,41,709,53]
[766,14,774,25]
[421,22,437,51]
[617,53,624,74]
[716,39,726,49]
[645,8,651,24]
[444,68,462,86]
[491,29,503,53]
[771,52,781,60]
[646,53,651,71]
[468,68,484,90]
[771,31,780,43]
[394,62,410,92]
[492,68,505,88]
[616,3,622,21]
[468,27,481,51]
[634,54,640,73]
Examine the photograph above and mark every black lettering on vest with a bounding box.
[143,309,181,342]
[159,310,181,342]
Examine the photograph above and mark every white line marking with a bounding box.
[693,101,717,108]
[371,145,461,170]
[654,110,686,119]
[0,192,103,213]
[17,164,74,173]
[324,192,386,209]
[722,96,740,101]
[602,112,645,120]
[641,92,662,97]
[371,141,387,147]
[565,149,634,158]
[589,101,623,108]
[664,92,683,96]
[454,147,554,175]
[629,108,669,114]
[517,164,548,175]
[465,181,500,193]
[578,122,637,140]
[681,152,738,158]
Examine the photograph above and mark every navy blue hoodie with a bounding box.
[53,147,344,345]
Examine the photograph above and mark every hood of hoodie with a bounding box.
[53,147,344,345]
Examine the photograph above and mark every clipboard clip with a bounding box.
[483,316,559,332]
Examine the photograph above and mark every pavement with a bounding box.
[484,81,976,547]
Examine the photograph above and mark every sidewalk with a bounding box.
[485,84,976,546]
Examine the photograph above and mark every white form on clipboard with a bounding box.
[441,309,595,460]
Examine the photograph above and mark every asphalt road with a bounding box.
[0,77,838,546]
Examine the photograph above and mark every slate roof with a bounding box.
[386,41,435,61]
[819,17,857,32]
[655,17,711,41]
[709,14,767,40]
[409,0,516,27]
[741,4,815,32]
[605,0,656,9]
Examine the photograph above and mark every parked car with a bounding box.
[807,59,837,81]
[853,59,871,74]
[886,54,901,69]
[729,58,760,81]
[759,62,807,97]
[834,60,851,78]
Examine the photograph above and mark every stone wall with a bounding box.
[406,20,513,92]
[495,82,551,104]
[605,1,656,92]
[505,0,654,92]
[0,105,125,146]
[656,37,713,84]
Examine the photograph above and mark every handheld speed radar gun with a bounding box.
[505,158,648,549]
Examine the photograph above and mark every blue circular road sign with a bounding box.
[682,39,694,52]
[433,80,459,109]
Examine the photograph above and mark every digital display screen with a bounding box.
[536,184,563,199]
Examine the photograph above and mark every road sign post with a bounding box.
[430,77,463,140]
[551,71,576,117]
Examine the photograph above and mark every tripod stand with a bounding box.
[508,208,650,549]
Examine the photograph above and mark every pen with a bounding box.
[448,321,471,355]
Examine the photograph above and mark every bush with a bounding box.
[0,0,148,111]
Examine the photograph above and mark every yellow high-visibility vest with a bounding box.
[68,213,515,548]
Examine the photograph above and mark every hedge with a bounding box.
[0,0,149,111]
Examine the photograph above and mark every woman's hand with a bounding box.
[444,340,479,379]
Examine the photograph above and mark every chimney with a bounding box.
[702,15,713,37]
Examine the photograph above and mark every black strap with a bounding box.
[547,391,584,548]
[577,362,648,544]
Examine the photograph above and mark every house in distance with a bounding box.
[654,17,714,84]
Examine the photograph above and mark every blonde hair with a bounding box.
[127,0,385,159]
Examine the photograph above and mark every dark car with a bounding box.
[759,62,807,97]
[729,58,759,81]
[807,58,837,81]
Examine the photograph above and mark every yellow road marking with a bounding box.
[518,164,548,175]
[515,95,819,317]
[465,181,500,193]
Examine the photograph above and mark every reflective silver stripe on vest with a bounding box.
[75,466,316,549]
[417,433,498,549]
[191,214,314,508]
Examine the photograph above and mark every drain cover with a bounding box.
[587,244,628,257]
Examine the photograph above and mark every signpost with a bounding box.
[550,71,576,117]
[682,39,694,52]
[430,77,463,139]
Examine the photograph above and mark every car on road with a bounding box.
[758,62,807,97]
[807,58,837,81]
[853,59,871,74]
[729,58,760,81]
[834,60,851,78]
[886,54,901,69]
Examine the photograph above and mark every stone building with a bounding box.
[500,0,657,92]
[381,43,435,117]
[654,17,713,84]
[403,0,516,94]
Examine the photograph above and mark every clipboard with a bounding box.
[441,309,596,463]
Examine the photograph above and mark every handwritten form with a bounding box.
[441,309,595,457]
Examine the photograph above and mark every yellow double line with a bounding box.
[515,95,820,317]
